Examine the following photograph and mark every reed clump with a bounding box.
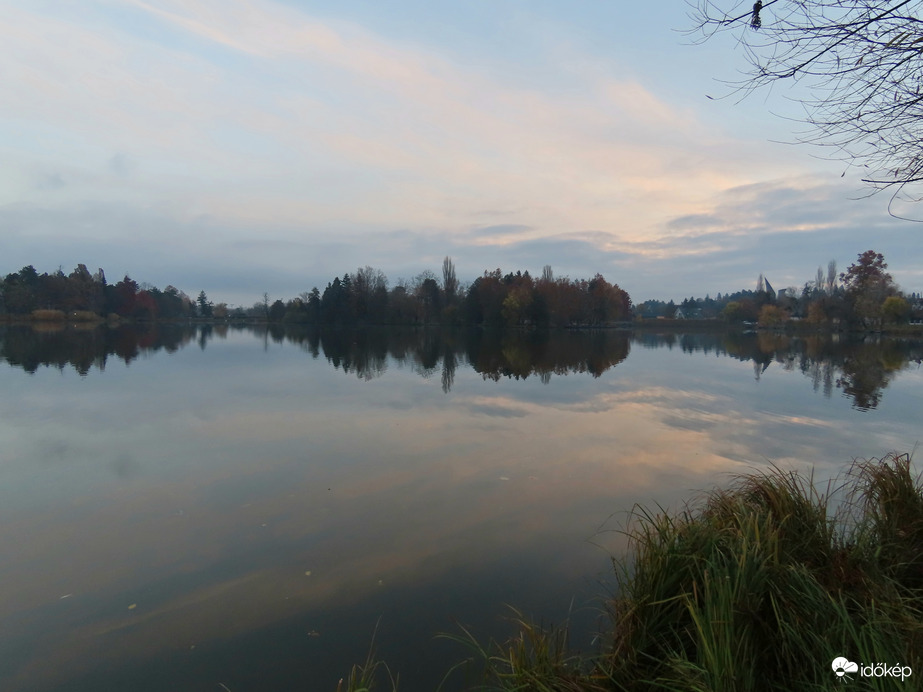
[336,623,399,692]
[443,608,610,692]
[448,453,923,691]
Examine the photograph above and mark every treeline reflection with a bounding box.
[281,327,632,391]
[634,330,923,411]
[0,323,198,375]
[2,325,920,409]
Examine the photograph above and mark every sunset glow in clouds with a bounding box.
[2,0,920,304]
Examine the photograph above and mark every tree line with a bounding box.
[637,251,922,329]
[4,250,917,330]
[262,261,632,328]
[0,258,633,329]
[0,264,199,321]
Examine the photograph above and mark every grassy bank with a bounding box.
[343,453,923,690]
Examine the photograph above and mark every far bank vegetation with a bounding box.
[3,251,920,331]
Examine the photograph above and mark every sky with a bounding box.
[3,0,921,307]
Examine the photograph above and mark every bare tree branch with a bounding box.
[689,1,923,206]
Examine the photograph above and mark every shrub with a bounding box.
[69,310,101,322]
[757,304,788,328]
[31,309,66,322]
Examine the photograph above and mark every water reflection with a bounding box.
[2,325,921,410]
[0,324,920,691]
[0,323,199,374]
[633,330,923,411]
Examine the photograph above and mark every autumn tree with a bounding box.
[881,295,911,324]
[134,289,158,320]
[586,274,632,324]
[109,275,139,317]
[722,299,758,322]
[758,304,788,328]
[501,272,534,327]
[840,250,896,325]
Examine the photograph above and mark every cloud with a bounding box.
[0,1,790,235]
[459,396,532,419]
[1,1,918,305]
[108,154,136,177]
[35,172,65,190]
[666,213,720,231]
[4,170,917,309]
[469,224,533,240]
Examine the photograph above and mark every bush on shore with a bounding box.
[595,453,922,691]
[30,309,66,322]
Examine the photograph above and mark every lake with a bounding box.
[1,325,921,691]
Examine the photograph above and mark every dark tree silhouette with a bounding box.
[840,250,896,325]
[690,1,923,206]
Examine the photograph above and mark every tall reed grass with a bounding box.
[444,453,923,691]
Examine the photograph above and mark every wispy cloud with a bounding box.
[1,1,788,228]
[1,0,914,303]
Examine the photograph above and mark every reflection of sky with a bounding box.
[618,345,921,471]
[0,332,920,690]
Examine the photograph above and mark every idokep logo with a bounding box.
[832,657,912,683]
[832,657,858,681]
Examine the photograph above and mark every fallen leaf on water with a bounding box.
[307,630,320,638]
[499,476,510,481]
[304,570,312,576]
[128,604,137,610]
[59,594,72,600]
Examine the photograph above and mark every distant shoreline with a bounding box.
[4,314,923,337]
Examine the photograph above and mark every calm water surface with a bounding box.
[1,325,921,691]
